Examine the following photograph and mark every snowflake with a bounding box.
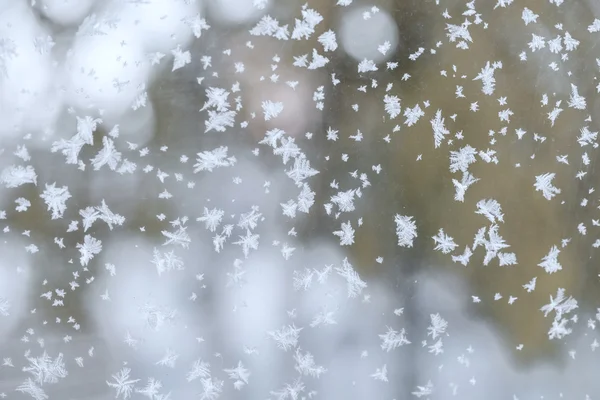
[268,324,303,351]
[23,352,68,385]
[136,378,163,399]
[262,100,284,121]
[371,364,388,382]
[293,348,327,378]
[452,246,473,266]
[379,326,411,351]
[317,30,337,52]
[335,257,367,298]
[383,95,401,119]
[189,15,210,38]
[223,361,250,390]
[205,110,237,133]
[568,83,586,110]
[197,207,225,232]
[193,146,237,173]
[482,224,510,265]
[394,214,418,248]
[473,61,501,95]
[16,379,48,400]
[198,377,224,400]
[358,59,378,73]
[404,104,425,127]
[270,378,306,400]
[1,165,37,188]
[274,137,302,165]
[449,145,477,173]
[430,109,450,148]
[161,225,191,248]
[40,183,71,219]
[578,126,598,147]
[538,245,562,274]
[521,7,539,25]
[528,33,546,51]
[171,45,191,71]
[427,313,448,339]
[333,221,355,246]
[286,155,319,186]
[432,229,458,254]
[412,380,434,398]
[187,359,211,382]
[201,87,231,112]
[76,235,102,266]
[446,20,473,45]
[15,197,31,212]
[534,173,561,200]
[106,368,140,400]
[91,136,122,170]
[234,229,260,258]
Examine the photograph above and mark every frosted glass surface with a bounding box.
[1,0,599,399]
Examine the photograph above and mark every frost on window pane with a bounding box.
[1,0,600,398]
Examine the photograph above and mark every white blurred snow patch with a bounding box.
[207,0,269,26]
[0,1,62,142]
[63,30,150,121]
[108,0,200,54]
[62,0,200,134]
[86,232,211,382]
[36,0,98,26]
[339,6,399,63]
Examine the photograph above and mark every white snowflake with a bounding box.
[427,313,448,339]
[432,229,458,254]
[379,327,411,351]
[333,221,355,246]
[40,183,71,219]
[262,100,284,121]
[394,214,418,248]
[193,146,237,173]
[430,109,450,148]
[268,324,303,351]
[538,245,562,274]
[317,30,337,51]
[383,95,401,119]
[335,257,367,298]
[171,46,191,71]
[534,173,561,200]
[76,235,102,266]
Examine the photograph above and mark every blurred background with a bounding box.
[1,0,600,399]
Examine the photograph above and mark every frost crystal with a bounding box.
[333,221,355,246]
[534,173,561,200]
[335,257,367,298]
[268,324,303,351]
[394,214,418,248]
[1,165,37,188]
[430,109,450,148]
[383,94,401,119]
[379,326,411,351]
[294,349,327,378]
[262,100,284,121]
[193,146,237,173]
[432,229,458,254]
[538,245,562,274]
[77,235,102,266]
[40,183,71,219]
